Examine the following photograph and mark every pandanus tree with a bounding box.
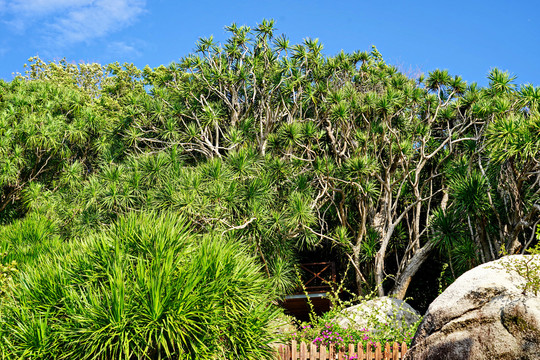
[291,65,481,298]
[428,69,540,281]
[140,20,306,158]
[482,72,540,255]
[450,69,540,261]
[145,20,485,297]
[2,20,539,304]
[0,75,110,222]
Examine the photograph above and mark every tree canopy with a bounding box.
[1,20,539,306]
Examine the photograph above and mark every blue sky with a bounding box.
[0,0,539,87]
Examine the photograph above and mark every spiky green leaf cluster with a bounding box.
[0,212,279,360]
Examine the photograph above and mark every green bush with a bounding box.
[0,213,62,267]
[288,305,419,350]
[0,211,280,359]
[498,225,540,296]
[286,274,421,351]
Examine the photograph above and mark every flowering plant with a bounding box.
[286,270,421,353]
[288,316,417,352]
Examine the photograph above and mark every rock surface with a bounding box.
[333,296,421,332]
[405,255,540,360]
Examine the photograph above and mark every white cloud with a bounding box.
[8,0,94,16]
[51,0,145,44]
[3,0,146,45]
[106,41,142,58]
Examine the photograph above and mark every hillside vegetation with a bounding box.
[0,20,539,358]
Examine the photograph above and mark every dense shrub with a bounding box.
[289,315,418,350]
[286,278,421,351]
[0,211,280,359]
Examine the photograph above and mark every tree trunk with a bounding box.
[374,224,394,297]
[389,240,436,300]
[352,250,367,297]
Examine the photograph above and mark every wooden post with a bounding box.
[320,344,327,360]
[292,340,297,360]
[348,343,355,359]
[329,343,335,360]
[310,342,318,359]
[375,342,382,360]
[300,341,307,360]
[384,343,390,359]
[357,343,364,360]
[366,343,373,360]
[401,343,408,359]
[392,342,399,360]
[277,344,285,360]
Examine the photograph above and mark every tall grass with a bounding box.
[0,211,279,359]
[0,213,63,266]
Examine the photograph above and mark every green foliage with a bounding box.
[287,278,420,350]
[0,19,538,306]
[498,226,540,296]
[448,171,491,217]
[430,208,465,254]
[289,312,419,351]
[450,237,480,274]
[0,212,280,359]
[506,252,540,296]
[0,252,17,299]
[486,113,540,163]
[0,213,62,266]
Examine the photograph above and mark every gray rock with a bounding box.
[405,255,540,360]
[333,296,421,333]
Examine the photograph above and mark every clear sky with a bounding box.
[0,0,539,87]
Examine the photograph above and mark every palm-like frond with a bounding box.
[448,171,491,217]
[487,68,516,95]
[430,208,466,253]
[1,212,279,360]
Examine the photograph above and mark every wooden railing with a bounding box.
[298,262,336,293]
[276,340,408,360]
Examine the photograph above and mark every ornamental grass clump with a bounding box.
[0,211,280,360]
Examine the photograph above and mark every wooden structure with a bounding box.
[298,262,336,292]
[280,262,337,320]
[276,340,408,360]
